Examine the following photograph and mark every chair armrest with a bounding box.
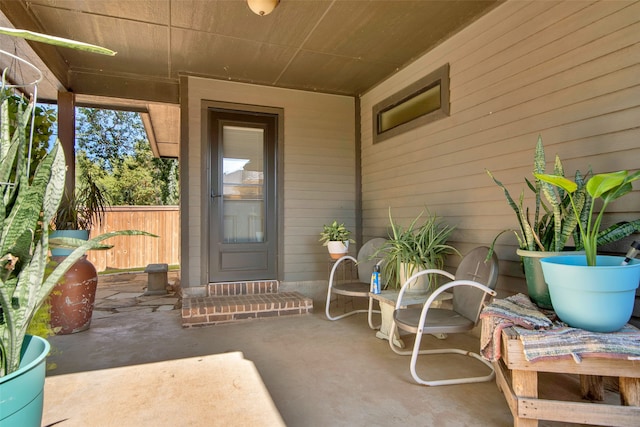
[416,280,497,330]
[395,269,456,308]
[328,255,358,288]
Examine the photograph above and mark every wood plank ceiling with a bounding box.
[0,0,501,157]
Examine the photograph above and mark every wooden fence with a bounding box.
[87,206,180,271]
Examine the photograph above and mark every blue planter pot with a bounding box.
[0,335,50,426]
[50,229,89,257]
[540,255,640,332]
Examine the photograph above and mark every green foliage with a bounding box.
[319,220,353,245]
[1,91,56,180]
[486,136,588,255]
[0,27,153,377]
[374,208,459,289]
[536,170,640,266]
[76,109,179,205]
[76,108,143,171]
[54,170,109,230]
[0,27,116,55]
[25,299,58,339]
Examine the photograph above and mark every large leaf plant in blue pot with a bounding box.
[536,170,640,332]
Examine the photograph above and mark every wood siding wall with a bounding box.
[360,0,640,296]
[88,206,180,272]
[184,78,355,288]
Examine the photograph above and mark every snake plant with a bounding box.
[487,136,587,254]
[0,28,149,377]
[487,136,640,259]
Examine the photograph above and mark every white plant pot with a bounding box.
[327,241,349,260]
[399,262,430,294]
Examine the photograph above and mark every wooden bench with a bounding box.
[494,327,640,426]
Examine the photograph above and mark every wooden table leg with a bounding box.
[512,369,538,427]
[580,375,604,401]
[619,377,640,406]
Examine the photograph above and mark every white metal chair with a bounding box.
[325,237,386,328]
[389,246,499,386]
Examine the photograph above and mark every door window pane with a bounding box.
[222,125,264,243]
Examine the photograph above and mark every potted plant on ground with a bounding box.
[319,220,354,260]
[0,28,148,427]
[375,208,459,293]
[536,169,640,332]
[49,171,109,334]
[52,171,108,253]
[487,136,640,308]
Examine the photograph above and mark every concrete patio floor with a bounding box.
[44,273,612,426]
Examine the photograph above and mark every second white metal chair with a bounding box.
[389,246,499,386]
[325,237,386,328]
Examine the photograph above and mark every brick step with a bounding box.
[182,292,313,328]
[207,280,279,296]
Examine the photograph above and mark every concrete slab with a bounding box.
[46,309,520,426]
[95,289,119,299]
[91,310,114,320]
[138,297,179,306]
[106,292,144,300]
[95,299,138,309]
[43,352,285,426]
[115,306,155,314]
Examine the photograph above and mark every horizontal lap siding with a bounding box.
[283,106,356,282]
[360,0,640,296]
[186,78,355,287]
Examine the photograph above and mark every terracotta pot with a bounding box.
[49,256,98,335]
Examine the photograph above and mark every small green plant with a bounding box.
[536,170,640,266]
[319,220,353,245]
[375,208,459,289]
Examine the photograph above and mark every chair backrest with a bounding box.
[452,247,499,323]
[356,238,388,283]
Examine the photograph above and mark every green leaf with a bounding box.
[586,171,627,199]
[0,27,116,56]
[535,174,578,193]
[597,220,640,246]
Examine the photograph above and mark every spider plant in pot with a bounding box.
[536,170,640,332]
[319,220,354,260]
[375,208,459,294]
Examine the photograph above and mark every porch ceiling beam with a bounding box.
[69,70,179,104]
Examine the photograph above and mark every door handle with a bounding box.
[211,192,222,199]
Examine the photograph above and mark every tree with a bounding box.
[76,108,142,171]
[75,108,179,205]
